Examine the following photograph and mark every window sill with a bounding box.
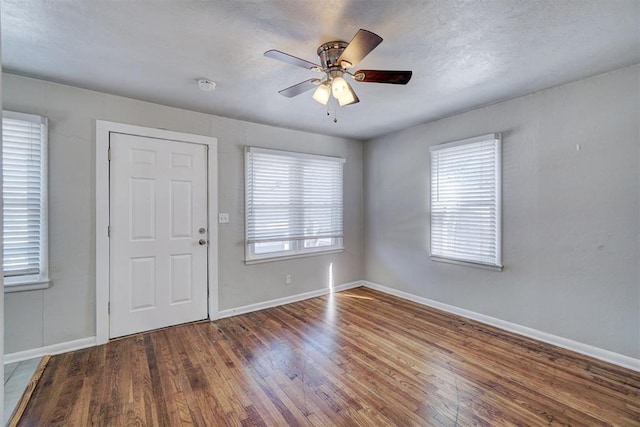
[4,280,51,293]
[430,256,503,272]
[246,248,344,265]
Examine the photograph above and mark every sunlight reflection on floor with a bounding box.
[335,293,374,300]
[329,262,334,293]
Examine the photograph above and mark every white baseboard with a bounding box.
[7,281,636,373]
[3,283,364,363]
[217,281,363,319]
[362,281,640,372]
[4,336,97,365]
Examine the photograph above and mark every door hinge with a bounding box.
[108,302,110,314]
[107,226,110,238]
[108,147,112,161]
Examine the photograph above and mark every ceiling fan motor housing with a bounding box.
[317,41,348,72]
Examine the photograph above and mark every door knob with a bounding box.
[198,239,207,246]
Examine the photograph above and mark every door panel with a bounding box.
[110,132,208,338]
[170,180,192,238]
[131,178,156,240]
[170,254,192,303]
[130,257,156,310]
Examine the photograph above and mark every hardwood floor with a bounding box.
[18,287,640,426]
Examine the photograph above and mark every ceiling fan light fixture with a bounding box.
[312,82,331,105]
[331,76,349,99]
[337,81,359,106]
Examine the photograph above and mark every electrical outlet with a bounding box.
[285,274,292,285]
[218,213,229,224]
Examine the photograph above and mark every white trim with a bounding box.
[244,248,344,265]
[2,111,50,288]
[362,281,640,372]
[95,121,110,345]
[4,337,96,364]
[4,280,50,293]
[246,146,346,163]
[217,281,362,319]
[244,146,345,263]
[7,283,362,362]
[429,133,502,268]
[494,134,502,266]
[429,256,503,271]
[2,111,45,125]
[8,280,638,373]
[429,132,500,152]
[206,140,220,322]
[95,120,218,344]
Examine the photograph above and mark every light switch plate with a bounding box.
[218,213,229,224]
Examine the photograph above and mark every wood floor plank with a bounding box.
[17,287,640,426]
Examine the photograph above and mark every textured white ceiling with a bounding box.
[2,1,639,140]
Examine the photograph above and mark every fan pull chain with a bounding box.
[326,98,337,123]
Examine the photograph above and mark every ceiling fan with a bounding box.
[264,29,412,108]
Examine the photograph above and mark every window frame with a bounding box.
[2,110,50,292]
[244,146,344,264]
[429,133,502,271]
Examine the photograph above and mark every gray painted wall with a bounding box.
[3,66,638,360]
[364,65,639,358]
[3,73,363,353]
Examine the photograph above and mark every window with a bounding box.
[430,133,502,270]
[2,111,49,290]
[245,147,344,262]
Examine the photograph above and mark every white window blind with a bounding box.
[245,147,344,261]
[430,133,502,269]
[2,111,49,286]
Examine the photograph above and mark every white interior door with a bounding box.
[109,132,208,338]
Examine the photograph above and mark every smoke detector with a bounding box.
[198,79,216,92]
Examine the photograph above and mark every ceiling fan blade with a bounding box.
[264,50,321,70]
[278,78,322,98]
[353,70,412,85]
[337,29,383,68]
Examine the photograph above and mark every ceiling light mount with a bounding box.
[317,41,349,71]
[197,79,216,92]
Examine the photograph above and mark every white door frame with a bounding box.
[95,120,218,345]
